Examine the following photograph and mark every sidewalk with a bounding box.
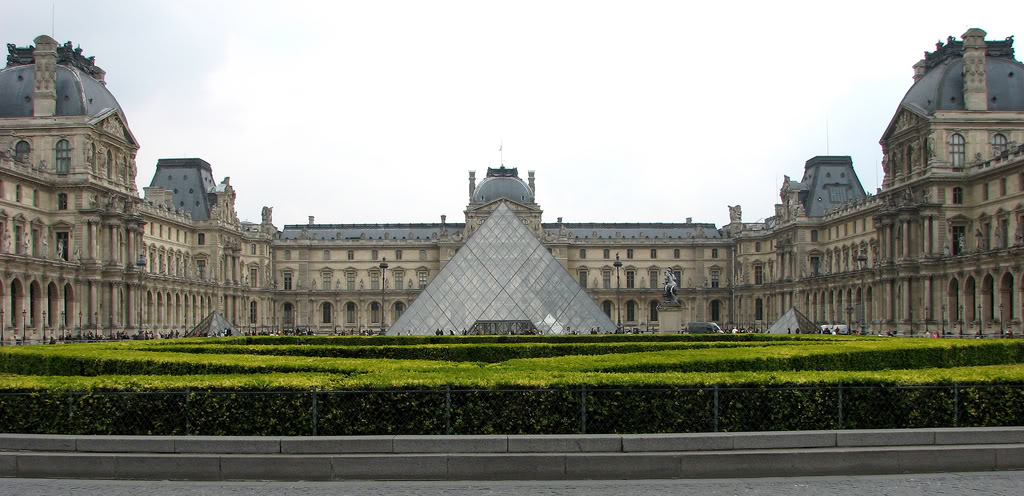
[2,428,1023,480]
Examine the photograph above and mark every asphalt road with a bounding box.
[2,472,1023,496]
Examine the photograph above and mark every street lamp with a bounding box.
[613,254,623,332]
[1000,303,1004,338]
[42,310,47,343]
[379,257,388,333]
[78,311,82,340]
[959,304,964,338]
[137,254,147,338]
[1,309,4,346]
[978,303,983,338]
[909,308,914,337]
[22,309,27,345]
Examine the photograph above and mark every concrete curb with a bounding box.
[1,428,1023,480]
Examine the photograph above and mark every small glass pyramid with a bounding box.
[388,202,616,335]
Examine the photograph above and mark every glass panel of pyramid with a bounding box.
[388,202,616,335]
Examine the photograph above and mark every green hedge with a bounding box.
[2,383,1021,435]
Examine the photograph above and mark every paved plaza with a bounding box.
[2,472,1024,496]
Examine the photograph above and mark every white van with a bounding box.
[819,324,849,335]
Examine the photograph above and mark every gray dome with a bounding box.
[473,175,535,204]
[0,64,122,118]
[900,57,1024,115]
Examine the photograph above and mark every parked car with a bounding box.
[686,322,723,334]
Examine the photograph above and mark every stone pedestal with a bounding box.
[658,301,683,334]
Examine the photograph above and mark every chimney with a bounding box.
[962,28,988,111]
[557,217,562,224]
[32,35,58,117]
[528,170,536,193]
[441,214,446,225]
[468,171,476,199]
[308,215,315,225]
[912,59,927,82]
[686,217,692,223]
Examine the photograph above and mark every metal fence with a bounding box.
[1,384,1022,436]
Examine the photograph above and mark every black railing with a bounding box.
[1,384,1022,436]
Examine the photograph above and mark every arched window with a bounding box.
[952,187,963,204]
[55,139,70,173]
[14,140,30,162]
[626,301,636,322]
[105,150,112,177]
[649,301,659,322]
[371,302,381,324]
[949,134,966,168]
[755,298,764,321]
[602,300,612,317]
[992,133,1008,155]
[249,301,257,324]
[322,302,333,324]
[394,302,405,320]
[283,303,294,326]
[710,300,721,322]
[346,302,356,324]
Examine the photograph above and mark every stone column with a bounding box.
[924,277,932,321]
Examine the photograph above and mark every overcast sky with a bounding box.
[3,1,1019,227]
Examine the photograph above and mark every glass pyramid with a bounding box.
[388,202,616,335]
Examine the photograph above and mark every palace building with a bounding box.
[2,29,1023,341]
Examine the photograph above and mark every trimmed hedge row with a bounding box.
[186,334,832,347]
[2,383,1021,435]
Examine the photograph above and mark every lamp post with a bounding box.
[959,304,964,338]
[137,254,147,338]
[42,310,47,343]
[22,309,27,345]
[909,308,914,337]
[379,257,388,333]
[1,309,5,346]
[999,303,1004,338]
[978,303,983,338]
[614,254,623,332]
[78,311,82,340]
[941,304,945,336]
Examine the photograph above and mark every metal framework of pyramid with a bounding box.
[765,307,816,334]
[388,202,616,335]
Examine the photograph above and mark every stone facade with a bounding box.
[2,29,1023,342]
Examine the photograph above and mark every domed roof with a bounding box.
[472,166,535,204]
[900,57,1024,115]
[0,64,122,118]
[0,39,122,119]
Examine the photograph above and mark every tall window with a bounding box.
[673,248,680,259]
[983,182,990,201]
[672,270,681,288]
[811,230,818,242]
[322,302,333,324]
[250,301,258,324]
[250,244,256,255]
[419,249,426,261]
[347,272,356,290]
[626,270,635,289]
[579,270,588,288]
[755,242,762,253]
[626,301,636,322]
[323,249,330,260]
[906,144,913,174]
[370,272,379,290]
[949,133,966,168]
[283,272,292,290]
[650,249,657,259]
[395,249,402,260]
[371,249,378,260]
[626,249,633,259]
[649,269,659,289]
[649,301,659,322]
[394,271,404,290]
[198,233,205,245]
[952,187,963,204]
[250,268,258,287]
[370,302,380,324]
[347,250,354,260]
[14,140,30,162]
[56,231,69,261]
[602,301,612,317]
[1000,177,1008,196]
[57,192,68,210]
[602,271,611,289]
[603,248,610,259]
[346,302,356,323]
[106,150,112,178]
[710,270,720,288]
[580,248,586,259]
[418,271,428,289]
[755,298,764,321]
[284,249,291,260]
[754,265,764,285]
[55,139,70,173]
[321,272,331,290]
[711,248,718,259]
[993,133,1008,155]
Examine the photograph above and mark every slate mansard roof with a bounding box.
[279,222,723,241]
[793,156,867,218]
[149,158,219,221]
[0,40,122,119]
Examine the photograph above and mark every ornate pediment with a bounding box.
[101,115,127,140]
[894,110,922,134]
